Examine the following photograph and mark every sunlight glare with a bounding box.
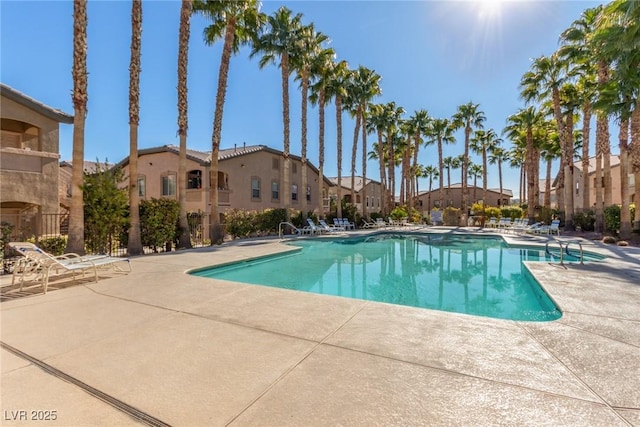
[476,0,503,21]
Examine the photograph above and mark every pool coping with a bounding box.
[2,227,639,425]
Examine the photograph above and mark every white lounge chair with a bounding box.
[9,242,131,294]
[319,219,343,232]
[361,218,377,229]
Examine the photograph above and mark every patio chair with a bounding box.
[319,219,344,232]
[341,218,355,230]
[361,218,377,229]
[306,218,327,234]
[8,242,131,294]
[548,219,561,235]
[375,218,389,228]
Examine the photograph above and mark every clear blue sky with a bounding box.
[1,0,606,199]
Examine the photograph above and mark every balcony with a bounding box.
[0,147,58,173]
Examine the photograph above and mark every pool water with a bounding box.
[191,234,593,321]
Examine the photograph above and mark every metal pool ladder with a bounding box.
[545,240,585,266]
[278,222,302,239]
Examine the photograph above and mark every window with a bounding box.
[366,196,369,207]
[138,176,146,198]
[291,184,298,201]
[271,180,279,200]
[575,181,580,195]
[306,186,311,202]
[272,157,280,170]
[292,163,297,174]
[161,174,176,197]
[187,170,202,189]
[251,177,261,200]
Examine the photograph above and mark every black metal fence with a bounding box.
[2,212,208,273]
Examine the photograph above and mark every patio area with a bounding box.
[1,228,639,426]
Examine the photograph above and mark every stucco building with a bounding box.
[416,183,513,213]
[114,144,334,232]
[1,83,73,239]
[327,176,384,215]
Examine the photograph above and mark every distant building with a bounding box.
[1,83,73,239]
[416,183,512,212]
[113,144,334,232]
[327,176,384,215]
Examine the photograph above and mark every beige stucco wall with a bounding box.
[417,187,511,213]
[0,95,61,215]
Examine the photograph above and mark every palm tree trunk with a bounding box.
[300,67,309,220]
[209,16,236,243]
[127,0,143,256]
[597,61,613,209]
[177,0,192,250]
[581,101,591,212]
[619,118,631,240]
[544,158,552,208]
[498,159,503,208]
[563,113,575,230]
[482,148,487,210]
[317,90,325,216]
[595,153,604,232]
[67,0,88,255]
[387,131,395,212]
[281,52,291,219]
[438,139,444,209]
[462,125,470,221]
[336,95,343,218]
[361,110,368,219]
[631,103,640,231]
[377,131,387,215]
[350,106,361,214]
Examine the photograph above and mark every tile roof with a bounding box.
[1,83,73,123]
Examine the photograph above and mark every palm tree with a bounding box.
[425,118,456,209]
[194,0,264,242]
[346,66,381,219]
[468,162,483,204]
[443,156,455,205]
[422,165,439,211]
[382,102,405,212]
[452,102,485,222]
[470,128,500,210]
[539,135,562,211]
[127,0,143,256]
[309,47,336,216]
[67,0,88,255]
[292,24,328,220]
[251,6,303,221]
[407,110,430,209]
[488,145,509,208]
[176,0,192,250]
[520,54,570,218]
[367,103,389,214]
[324,59,351,218]
[505,107,544,222]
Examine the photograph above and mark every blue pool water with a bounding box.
[191,234,601,321]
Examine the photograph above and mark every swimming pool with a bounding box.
[191,234,600,321]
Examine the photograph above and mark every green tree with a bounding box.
[425,118,456,209]
[193,0,265,242]
[176,0,193,249]
[67,0,88,255]
[452,102,485,221]
[127,0,143,256]
[82,162,128,255]
[251,6,303,221]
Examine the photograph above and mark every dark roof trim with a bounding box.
[1,83,74,124]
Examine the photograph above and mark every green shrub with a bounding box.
[471,202,485,215]
[140,198,180,251]
[500,206,523,220]
[390,206,408,220]
[224,208,256,239]
[36,236,67,256]
[604,205,621,233]
[573,210,595,231]
[484,206,501,219]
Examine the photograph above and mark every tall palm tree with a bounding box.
[176,0,192,250]
[407,110,430,209]
[468,162,483,204]
[488,145,509,208]
[367,103,389,214]
[539,134,562,210]
[520,54,570,218]
[292,24,328,220]
[194,0,264,242]
[443,156,455,205]
[381,102,405,212]
[452,102,485,222]
[67,0,88,255]
[309,47,336,216]
[346,66,381,219]
[127,0,143,256]
[470,128,500,210]
[505,107,544,222]
[425,118,456,209]
[422,165,439,211]
[324,59,351,218]
[251,6,303,221]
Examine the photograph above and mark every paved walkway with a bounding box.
[1,229,639,426]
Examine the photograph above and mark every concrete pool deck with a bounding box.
[1,228,639,426]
